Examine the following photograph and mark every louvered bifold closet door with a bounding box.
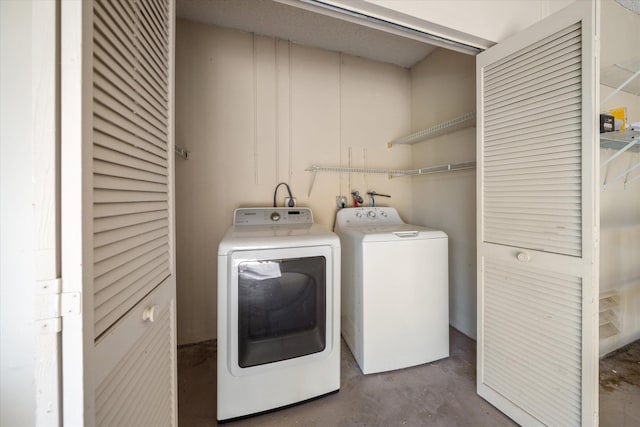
[483,23,583,257]
[477,2,598,426]
[92,0,171,338]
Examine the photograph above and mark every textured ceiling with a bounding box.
[616,0,640,14]
[176,0,437,68]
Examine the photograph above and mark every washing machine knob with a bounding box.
[355,212,362,218]
[270,212,281,222]
[367,211,376,219]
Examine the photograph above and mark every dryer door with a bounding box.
[228,245,334,375]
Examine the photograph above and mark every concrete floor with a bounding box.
[178,329,640,426]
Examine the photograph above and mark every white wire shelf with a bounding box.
[600,129,640,189]
[388,112,475,147]
[305,161,475,196]
[305,161,476,178]
[600,129,640,152]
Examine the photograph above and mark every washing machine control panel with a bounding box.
[234,207,314,225]
[337,207,403,226]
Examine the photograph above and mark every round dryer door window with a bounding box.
[237,256,327,367]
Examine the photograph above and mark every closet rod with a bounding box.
[305,165,411,176]
[175,145,191,159]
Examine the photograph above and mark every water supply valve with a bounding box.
[351,191,364,207]
[366,191,391,207]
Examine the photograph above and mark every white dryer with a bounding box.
[217,207,340,421]
[334,207,449,374]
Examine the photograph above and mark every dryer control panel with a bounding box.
[234,207,314,225]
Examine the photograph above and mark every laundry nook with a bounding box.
[2,0,640,426]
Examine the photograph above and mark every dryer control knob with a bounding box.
[367,211,376,219]
[270,212,281,222]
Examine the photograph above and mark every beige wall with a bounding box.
[175,19,413,345]
[409,49,477,339]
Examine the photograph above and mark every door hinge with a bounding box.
[35,278,81,334]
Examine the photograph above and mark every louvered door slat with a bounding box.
[94,219,168,248]
[94,160,167,184]
[94,189,168,204]
[100,0,135,35]
[94,210,169,235]
[487,85,581,117]
[134,31,168,94]
[94,132,166,165]
[96,309,161,425]
[95,260,169,317]
[95,226,168,263]
[485,108,581,139]
[485,95,581,128]
[94,102,166,150]
[95,236,169,277]
[152,0,169,19]
[485,120,581,148]
[485,36,581,92]
[486,135,581,157]
[93,45,167,122]
[138,2,168,62]
[94,244,168,294]
[485,76,581,113]
[94,115,167,159]
[94,57,167,126]
[95,267,170,334]
[135,4,169,68]
[94,3,136,64]
[482,258,583,426]
[484,23,580,82]
[485,148,581,166]
[96,300,173,426]
[93,0,171,340]
[94,87,167,144]
[94,72,167,134]
[94,175,168,194]
[94,200,168,219]
[485,44,581,93]
[482,13,585,257]
[140,0,168,46]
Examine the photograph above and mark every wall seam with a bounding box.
[288,41,293,183]
[253,33,258,184]
[275,38,279,184]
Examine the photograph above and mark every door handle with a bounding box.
[394,231,419,238]
[142,305,159,323]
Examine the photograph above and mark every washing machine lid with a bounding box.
[339,223,447,242]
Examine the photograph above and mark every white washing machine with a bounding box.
[334,207,449,374]
[217,207,340,421]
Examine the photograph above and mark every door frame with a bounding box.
[60,0,95,424]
